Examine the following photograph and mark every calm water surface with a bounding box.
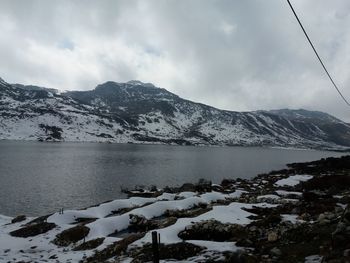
[0,141,343,216]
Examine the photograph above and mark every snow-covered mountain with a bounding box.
[1,77,350,149]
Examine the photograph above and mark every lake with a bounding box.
[0,140,344,216]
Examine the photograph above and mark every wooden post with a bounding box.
[152,231,159,263]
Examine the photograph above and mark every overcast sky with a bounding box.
[0,0,350,121]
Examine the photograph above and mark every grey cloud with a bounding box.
[0,0,349,121]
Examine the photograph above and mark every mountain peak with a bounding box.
[127,80,144,86]
[126,80,156,88]
[95,80,157,91]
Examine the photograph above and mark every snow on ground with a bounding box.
[274,174,313,187]
[85,196,206,240]
[187,240,239,253]
[0,217,95,262]
[228,189,248,198]
[304,255,323,263]
[133,202,276,248]
[0,215,12,226]
[276,190,303,197]
[48,193,176,225]
[282,198,300,203]
[281,214,305,224]
[83,190,245,240]
[177,191,196,198]
[0,189,251,262]
[257,194,280,201]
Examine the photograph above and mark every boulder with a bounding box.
[129,214,157,232]
[11,215,26,224]
[178,220,247,242]
[267,231,279,242]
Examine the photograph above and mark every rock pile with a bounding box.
[178,220,247,242]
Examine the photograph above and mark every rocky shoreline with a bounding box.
[1,155,350,262]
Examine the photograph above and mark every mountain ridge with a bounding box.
[1,77,349,150]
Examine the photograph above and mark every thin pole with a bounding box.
[152,231,160,263]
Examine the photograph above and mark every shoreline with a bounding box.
[1,138,350,152]
[0,155,349,262]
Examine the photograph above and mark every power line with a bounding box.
[286,0,350,107]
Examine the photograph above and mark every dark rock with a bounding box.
[222,252,259,263]
[96,133,113,138]
[178,220,248,242]
[74,217,97,225]
[195,178,212,192]
[128,191,162,198]
[39,124,63,140]
[157,217,177,229]
[343,205,350,223]
[10,222,56,238]
[243,206,275,219]
[178,179,212,193]
[288,156,350,172]
[179,183,196,192]
[128,214,177,234]
[25,214,51,226]
[221,178,236,188]
[332,232,350,250]
[267,231,279,242]
[129,214,157,232]
[82,233,145,263]
[53,225,90,246]
[73,238,105,251]
[131,242,203,262]
[11,215,26,224]
[270,247,282,256]
[303,191,322,202]
[308,175,350,195]
[212,184,224,192]
[236,238,254,247]
[253,213,282,228]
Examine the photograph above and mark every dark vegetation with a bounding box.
[53,225,90,246]
[10,222,56,238]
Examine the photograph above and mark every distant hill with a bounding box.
[1,77,349,150]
